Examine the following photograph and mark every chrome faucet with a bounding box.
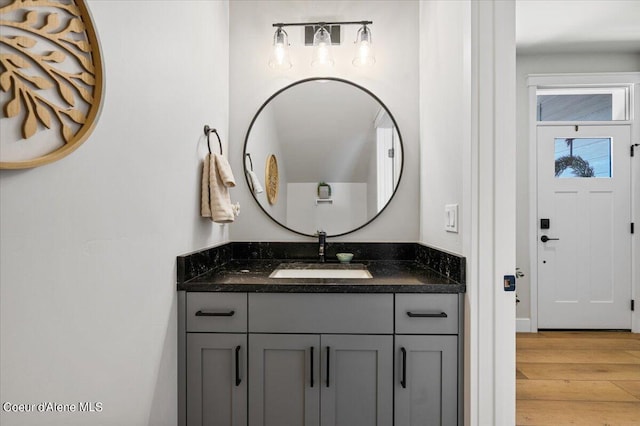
[317,231,327,263]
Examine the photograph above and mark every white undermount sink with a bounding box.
[269,263,373,279]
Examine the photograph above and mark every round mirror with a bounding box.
[243,78,403,237]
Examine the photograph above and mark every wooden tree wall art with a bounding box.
[0,0,103,169]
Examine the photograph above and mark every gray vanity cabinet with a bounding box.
[248,293,394,426]
[183,293,248,426]
[394,335,458,426]
[248,334,320,426]
[248,333,393,426]
[394,294,461,426]
[187,333,247,426]
[320,334,393,426]
[180,292,462,426]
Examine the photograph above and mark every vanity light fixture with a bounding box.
[311,26,334,67]
[268,26,292,70]
[353,24,375,67]
[269,20,374,69]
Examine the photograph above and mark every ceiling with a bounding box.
[516,0,640,54]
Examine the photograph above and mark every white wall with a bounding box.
[419,0,467,254]
[286,182,367,235]
[229,0,420,242]
[419,0,472,419]
[0,2,229,425]
[515,52,640,323]
[420,2,518,424]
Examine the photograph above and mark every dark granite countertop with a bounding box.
[177,259,465,293]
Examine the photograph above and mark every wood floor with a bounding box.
[516,331,640,425]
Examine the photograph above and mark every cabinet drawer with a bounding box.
[249,293,393,334]
[186,293,247,332]
[395,294,459,334]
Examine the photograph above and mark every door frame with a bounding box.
[526,72,640,333]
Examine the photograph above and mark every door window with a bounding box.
[537,87,629,121]
[554,137,612,178]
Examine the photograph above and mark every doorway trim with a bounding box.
[526,72,640,333]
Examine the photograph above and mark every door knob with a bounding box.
[540,235,559,243]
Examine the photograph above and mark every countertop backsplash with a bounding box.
[177,242,465,286]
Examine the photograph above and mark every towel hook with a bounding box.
[204,125,222,155]
[245,153,254,171]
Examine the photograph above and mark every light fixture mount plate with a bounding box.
[305,25,341,45]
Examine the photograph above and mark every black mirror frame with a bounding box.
[243,77,404,238]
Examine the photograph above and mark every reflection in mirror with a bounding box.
[244,78,403,237]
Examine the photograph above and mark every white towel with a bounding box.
[201,153,237,223]
[247,170,264,194]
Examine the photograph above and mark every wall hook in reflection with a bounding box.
[245,153,254,171]
[204,125,222,155]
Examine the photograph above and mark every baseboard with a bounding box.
[516,318,531,333]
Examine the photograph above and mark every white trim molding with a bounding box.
[634,81,640,334]
[516,318,532,333]
[528,72,640,87]
[465,1,516,425]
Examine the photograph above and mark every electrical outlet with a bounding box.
[445,204,458,233]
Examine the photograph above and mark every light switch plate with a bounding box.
[445,204,458,233]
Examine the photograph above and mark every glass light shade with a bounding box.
[268,27,292,70]
[352,25,375,67]
[311,27,334,67]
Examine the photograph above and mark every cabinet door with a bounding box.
[249,334,320,426]
[320,335,393,426]
[395,335,458,426]
[187,333,247,426]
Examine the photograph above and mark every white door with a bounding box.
[537,125,632,329]
[376,127,394,211]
